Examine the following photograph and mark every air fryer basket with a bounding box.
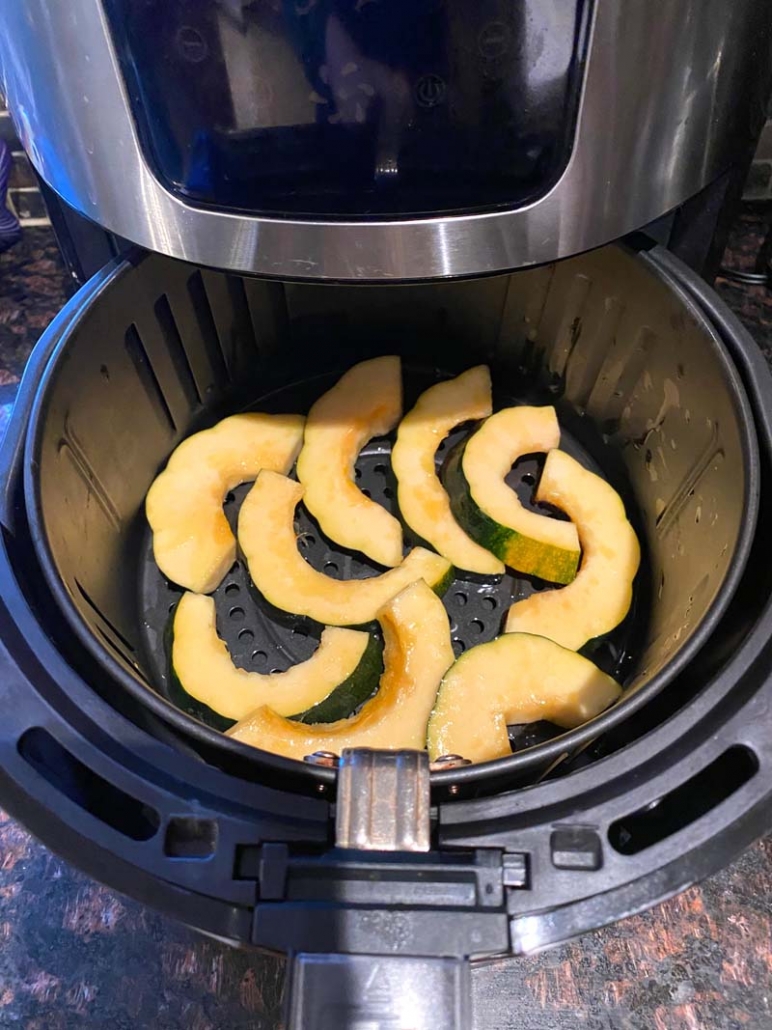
[24,243,757,788]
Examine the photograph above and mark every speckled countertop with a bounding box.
[0,213,771,1029]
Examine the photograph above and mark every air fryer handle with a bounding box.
[283,749,472,1029]
[286,952,472,1030]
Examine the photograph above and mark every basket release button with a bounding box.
[550,827,603,871]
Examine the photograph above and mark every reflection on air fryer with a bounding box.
[102,0,586,216]
[148,355,639,765]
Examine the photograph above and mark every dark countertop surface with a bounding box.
[0,212,771,1029]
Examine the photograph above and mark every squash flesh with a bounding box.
[147,413,305,593]
[445,406,580,583]
[227,580,454,758]
[504,449,641,649]
[171,592,380,721]
[239,471,452,626]
[297,356,403,567]
[427,633,622,764]
[392,366,504,575]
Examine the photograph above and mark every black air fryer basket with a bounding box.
[1,240,772,1027]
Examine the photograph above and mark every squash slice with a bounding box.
[504,449,640,649]
[239,471,453,626]
[443,405,580,583]
[392,366,504,576]
[170,592,382,727]
[227,580,454,758]
[147,413,305,593]
[427,633,622,764]
[296,356,403,567]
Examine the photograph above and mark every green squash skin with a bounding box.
[442,438,579,586]
[166,606,384,730]
[292,632,384,723]
[432,563,456,601]
[165,609,235,733]
[298,570,452,725]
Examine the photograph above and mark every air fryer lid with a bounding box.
[24,242,757,787]
[5,0,772,279]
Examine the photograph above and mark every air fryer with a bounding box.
[2,2,772,1028]
[0,240,771,1028]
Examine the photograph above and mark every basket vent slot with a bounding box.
[154,293,202,406]
[226,276,258,358]
[96,627,138,674]
[18,728,159,842]
[187,270,230,384]
[124,323,176,433]
[608,745,758,856]
[74,578,137,657]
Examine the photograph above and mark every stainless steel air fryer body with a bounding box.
[1,0,771,280]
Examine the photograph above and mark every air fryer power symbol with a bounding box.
[415,74,446,108]
[478,21,511,59]
[175,26,209,63]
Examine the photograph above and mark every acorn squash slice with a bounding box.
[443,405,580,584]
[147,413,305,593]
[169,592,382,728]
[296,355,403,567]
[391,366,504,576]
[504,449,641,649]
[239,471,453,626]
[227,580,454,758]
[427,633,622,764]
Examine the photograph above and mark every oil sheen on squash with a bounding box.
[296,356,404,567]
[392,366,505,576]
[504,449,641,649]
[227,580,454,759]
[239,471,453,626]
[427,632,622,764]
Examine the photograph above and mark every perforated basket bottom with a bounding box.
[137,366,648,752]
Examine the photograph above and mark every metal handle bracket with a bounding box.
[336,748,430,852]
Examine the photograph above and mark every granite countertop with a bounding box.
[0,213,771,1029]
